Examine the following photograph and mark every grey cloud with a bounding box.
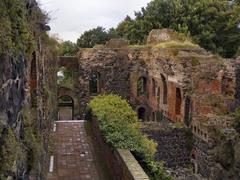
[38,0,151,42]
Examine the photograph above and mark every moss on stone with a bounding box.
[0,128,22,178]
[0,0,36,57]
[22,107,44,173]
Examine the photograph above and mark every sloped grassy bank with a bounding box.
[88,94,171,180]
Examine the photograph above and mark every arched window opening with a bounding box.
[57,66,74,89]
[152,78,156,96]
[58,95,74,120]
[191,150,198,174]
[184,97,191,126]
[157,87,160,104]
[30,52,37,107]
[151,111,156,121]
[137,77,147,96]
[89,72,101,94]
[138,107,146,121]
[161,74,168,105]
[175,88,182,115]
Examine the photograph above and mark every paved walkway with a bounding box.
[47,120,109,180]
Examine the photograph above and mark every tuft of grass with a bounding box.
[154,40,199,49]
[128,40,199,49]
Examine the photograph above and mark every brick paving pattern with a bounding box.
[47,121,106,180]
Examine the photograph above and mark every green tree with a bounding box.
[58,41,78,56]
[116,0,240,58]
[77,27,121,48]
[77,26,109,48]
[107,27,120,39]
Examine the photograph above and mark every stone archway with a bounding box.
[58,95,74,120]
[58,87,79,120]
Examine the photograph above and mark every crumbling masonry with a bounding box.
[58,29,240,179]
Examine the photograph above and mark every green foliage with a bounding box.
[57,67,74,89]
[0,128,22,178]
[89,94,171,180]
[116,0,240,58]
[58,41,78,56]
[0,0,37,57]
[77,26,120,48]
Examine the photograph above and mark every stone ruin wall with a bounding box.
[0,1,58,179]
[58,31,240,179]
[77,48,131,119]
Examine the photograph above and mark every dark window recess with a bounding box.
[184,96,191,126]
[89,72,101,94]
[161,74,168,104]
[138,107,146,121]
[175,88,182,115]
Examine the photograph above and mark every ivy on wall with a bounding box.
[0,0,49,58]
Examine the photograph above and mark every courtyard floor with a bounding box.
[47,120,111,180]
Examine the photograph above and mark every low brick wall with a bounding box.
[90,116,149,180]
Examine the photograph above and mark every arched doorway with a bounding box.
[138,107,146,121]
[58,96,74,120]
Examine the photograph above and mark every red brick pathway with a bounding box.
[47,121,108,180]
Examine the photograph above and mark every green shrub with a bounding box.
[89,94,171,180]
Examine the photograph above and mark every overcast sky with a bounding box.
[38,0,151,42]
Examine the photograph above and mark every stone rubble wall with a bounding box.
[0,1,58,179]
[77,48,131,119]
[143,125,191,168]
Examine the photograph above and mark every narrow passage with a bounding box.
[47,121,110,180]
